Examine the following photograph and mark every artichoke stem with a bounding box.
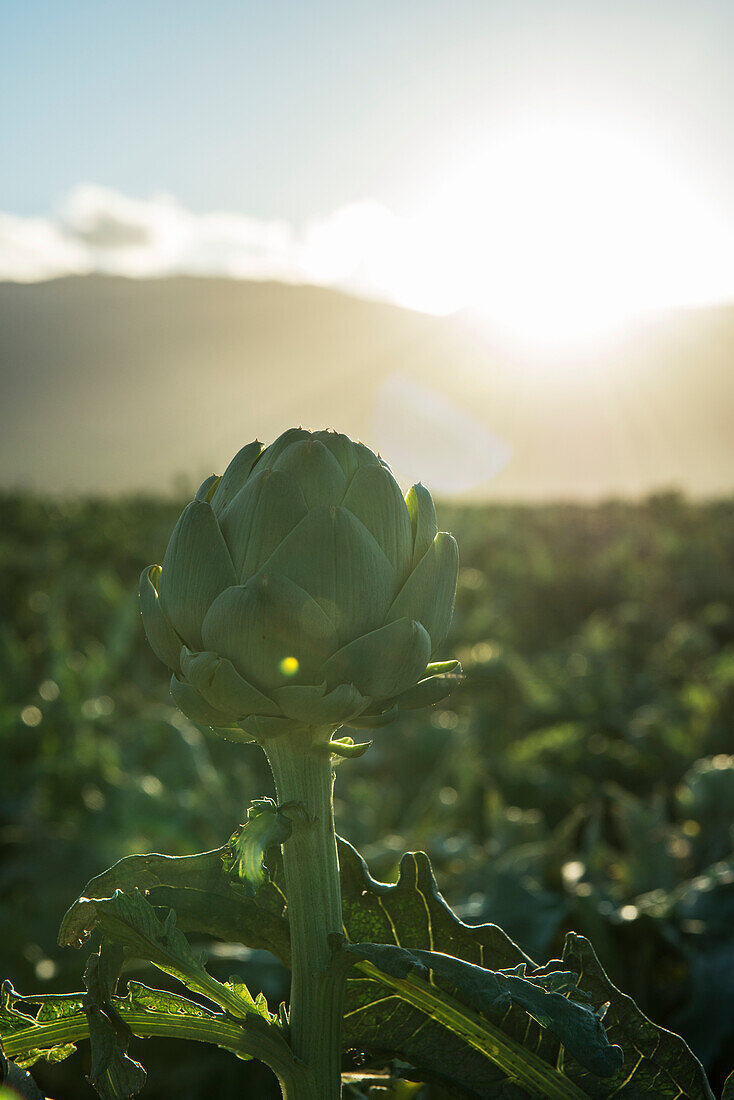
[264,731,345,1100]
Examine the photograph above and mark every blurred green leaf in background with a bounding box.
[2,491,734,1096]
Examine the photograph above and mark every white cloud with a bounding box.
[3,165,734,348]
[0,184,405,299]
[0,210,89,282]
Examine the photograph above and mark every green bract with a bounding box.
[140,429,460,741]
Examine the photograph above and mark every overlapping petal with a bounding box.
[346,704,399,729]
[342,465,413,581]
[179,647,280,716]
[139,565,182,673]
[201,574,339,691]
[272,438,347,508]
[313,430,381,481]
[170,673,240,729]
[194,474,220,502]
[210,441,264,515]
[219,468,308,580]
[392,669,461,710]
[405,482,438,565]
[158,501,237,649]
[273,682,369,724]
[257,427,311,469]
[239,714,299,740]
[320,617,431,699]
[387,531,458,654]
[263,505,395,642]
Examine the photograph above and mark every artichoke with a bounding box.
[140,428,460,742]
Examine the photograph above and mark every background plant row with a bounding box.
[2,491,733,1098]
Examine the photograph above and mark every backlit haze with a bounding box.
[3,1,734,495]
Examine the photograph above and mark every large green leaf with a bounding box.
[333,843,715,1099]
[76,889,266,1024]
[56,832,717,1100]
[335,941,620,1099]
[59,846,237,947]
[337,840,530,973]
[58,843,291,964]
[538,933,716,1100]
[335,844,571,1097]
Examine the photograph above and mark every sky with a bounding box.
[3,0,734,346]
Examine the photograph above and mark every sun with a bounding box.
[383,119,734,354]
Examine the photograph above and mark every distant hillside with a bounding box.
[2,275,734,497]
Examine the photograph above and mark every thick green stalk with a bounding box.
[264,731,345,1100]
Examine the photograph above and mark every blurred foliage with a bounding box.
[1,490,734,1097]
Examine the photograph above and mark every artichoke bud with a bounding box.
[140,429,462,744]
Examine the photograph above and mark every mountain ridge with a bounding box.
[2,275,733,498]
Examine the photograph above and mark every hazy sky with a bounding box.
[3,0,734,218]
[3,1,734,343]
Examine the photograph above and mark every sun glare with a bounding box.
[385,120,734,353]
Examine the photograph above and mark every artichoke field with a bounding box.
[140,428,460,741]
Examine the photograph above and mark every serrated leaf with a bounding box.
[331,843,716,1100]
[336,841,531,974]
[58,845,291,965]
[535,933,716,1100]
[143,885,290,964]
[0,976,300,1092]
[83,889,262,1022]
[0,982,41,1037]
[59,846,240,948]
[123,981,218,1019]
[336,941,621,1082]
[57,831,718,1099]
[0,982,82,1069]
